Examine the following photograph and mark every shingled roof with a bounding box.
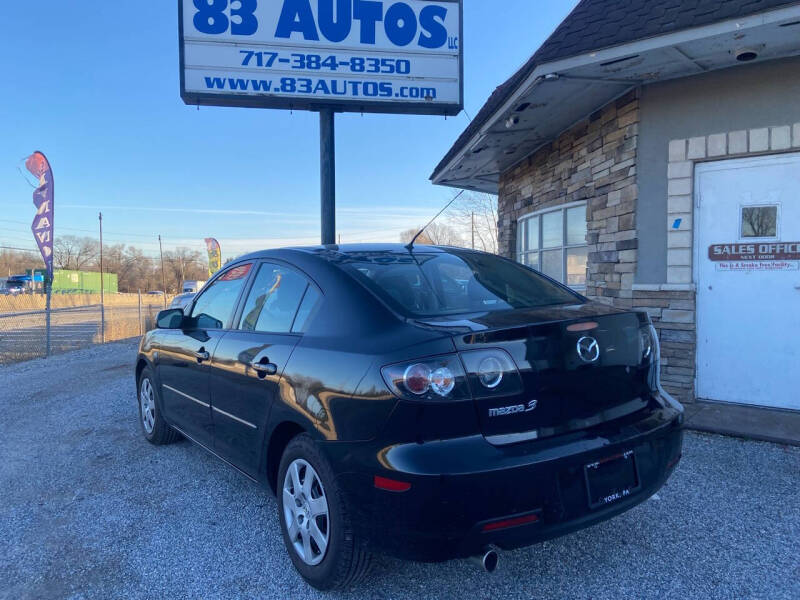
[433,0,800,179]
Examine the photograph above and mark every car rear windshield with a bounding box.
[337,250,582,318]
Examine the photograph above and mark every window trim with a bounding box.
[517,201,588,289]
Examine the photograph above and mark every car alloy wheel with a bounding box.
[139,377,155,434]
[282,458,330,566]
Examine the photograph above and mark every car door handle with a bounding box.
[194,349,210,362]
[250,360,278,376]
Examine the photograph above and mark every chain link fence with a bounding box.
[0,293,167,365]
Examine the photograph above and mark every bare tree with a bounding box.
[399,222,465,247]
[101,244,161,293]
[449,192,499,254]
[163,247,206,294]
[53,236,100,271]
[0,249,39,278]
[1,237,214,294]
[400,228,433,245]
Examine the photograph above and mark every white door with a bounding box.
[695,152,800,410]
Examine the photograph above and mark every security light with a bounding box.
[735,47,759,62]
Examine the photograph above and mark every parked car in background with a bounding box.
[146,291,164,296]
[135,244,684,590]
[181,280,206,293]
[2,276,29,295]
[169,292,195,310]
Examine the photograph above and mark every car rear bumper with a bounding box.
[324,398,683,562]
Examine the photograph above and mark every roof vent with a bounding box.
[778,20,800,27]
[515,102,531,112]
[505,115,520,129]
[735,47,759,62]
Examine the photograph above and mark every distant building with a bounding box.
[52,270,118,294]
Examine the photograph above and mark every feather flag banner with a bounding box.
[204,238,222,278]
[26,152,54,279]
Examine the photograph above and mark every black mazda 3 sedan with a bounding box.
[135,244,683,590]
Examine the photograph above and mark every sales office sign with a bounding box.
[179,0,463,115]
[709,242,800,271]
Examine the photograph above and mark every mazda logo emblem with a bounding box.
[577,336,600,363]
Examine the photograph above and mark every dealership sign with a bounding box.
[179,0,463,115]
[708,242,800,261]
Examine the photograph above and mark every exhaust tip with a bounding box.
[470,547,499,573]
[483,549,499,573]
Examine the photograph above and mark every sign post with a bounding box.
[320,107,336,245]
[99,212,105,343]
[178,0,463,244]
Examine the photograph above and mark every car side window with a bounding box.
[189,263,253,330]
[239,263,310,333]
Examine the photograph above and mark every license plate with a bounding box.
[584,450,640,509]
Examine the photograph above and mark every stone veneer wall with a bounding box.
[498,90,640,308]
[631,286,696,402]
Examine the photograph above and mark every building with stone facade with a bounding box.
[432,0,800,432]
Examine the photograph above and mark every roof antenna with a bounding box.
[405,189,465,251]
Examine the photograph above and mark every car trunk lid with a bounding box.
[420,305,652,443]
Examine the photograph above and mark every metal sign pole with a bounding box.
[45,276,51,358]
[99,212,105,343]
[320,108,336,246]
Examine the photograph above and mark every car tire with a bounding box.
[277,434,371,590]
[137,367,180,445]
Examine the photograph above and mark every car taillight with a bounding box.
[459,349,523,399]
[382,354,470,402]
[476,355,504,388]
[403,363,433,395]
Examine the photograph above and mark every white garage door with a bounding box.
[695,152,800,410]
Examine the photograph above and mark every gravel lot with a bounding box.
[1,341,798,600]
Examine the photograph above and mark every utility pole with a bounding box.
[471,212,475,250]
[158,235,167,308]
[99,212,105,343]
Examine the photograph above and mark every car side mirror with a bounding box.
[156,308,186,329]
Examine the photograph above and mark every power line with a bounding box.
[0,219,412,245]
[0,245,40,254]
[0,218,157,239]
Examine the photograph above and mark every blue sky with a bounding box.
[1,1,577,260]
